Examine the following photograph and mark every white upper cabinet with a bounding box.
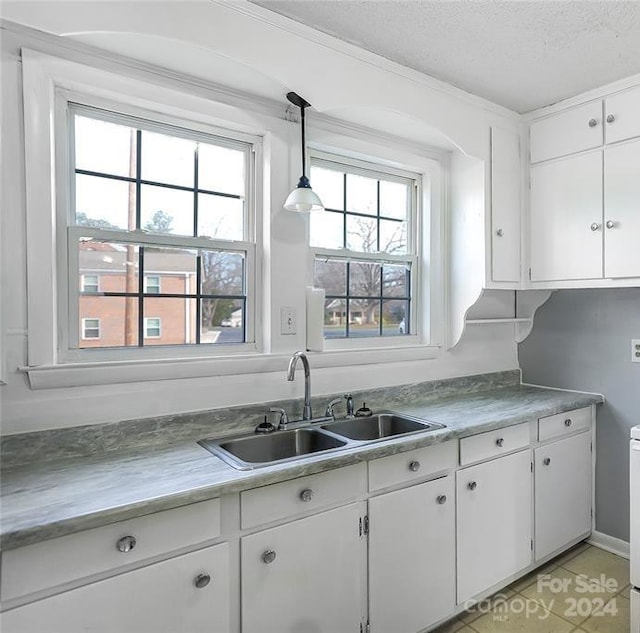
[604,85,640,144]
[528,82,640,285]
[530,101,603,164]
[530,152,603,281]
[491,127,522,283]
[604,140,640,278]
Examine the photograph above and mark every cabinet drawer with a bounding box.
[460,423,530,466]
[368,441,457,492]
[1,498,220,602]
[530,101,603,163]
[241,463,366,529]
[1,543,230,633]
[538,407,591,442]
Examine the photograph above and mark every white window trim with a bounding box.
[19,49,445,390]
[144,317,162,339]
[81,317,101,340]
[22,49,263,371]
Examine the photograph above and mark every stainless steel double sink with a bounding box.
[198,412,444,470]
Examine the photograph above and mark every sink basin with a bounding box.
[199,428,348,469]
[322,413,443,442]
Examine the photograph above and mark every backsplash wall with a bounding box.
[519,288,640,543]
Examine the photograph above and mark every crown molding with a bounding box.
[216,0,519,121]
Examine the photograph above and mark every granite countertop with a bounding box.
[0,383,602,551]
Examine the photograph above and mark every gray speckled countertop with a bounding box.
[0,381,602,551]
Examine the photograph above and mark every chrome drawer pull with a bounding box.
[299,488,314,502]
[116,535,136,553]
[409,461,421,472]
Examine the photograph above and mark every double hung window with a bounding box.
[68,104,255,356]
[309,154,419,342]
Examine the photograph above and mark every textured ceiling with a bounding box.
[251,0,640,113]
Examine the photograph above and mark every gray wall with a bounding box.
[519,288,640,542]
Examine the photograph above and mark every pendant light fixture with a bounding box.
[284,91,324,213]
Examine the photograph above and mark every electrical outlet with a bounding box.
[281,307,297,335]
[633,339,640,363]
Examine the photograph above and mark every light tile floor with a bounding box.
[433,543,631,633]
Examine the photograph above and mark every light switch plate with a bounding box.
[632,339,640,363]
[281,307,297,335]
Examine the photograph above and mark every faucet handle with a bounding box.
[270,407,289,430]
[325,398,342,418]
[344,393,354,418]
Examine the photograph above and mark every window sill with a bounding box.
[21,345,441,390]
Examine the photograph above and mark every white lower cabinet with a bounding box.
[456,449,533,605]
[368,476,455,633]
[241,502,366,633]
[1,542,230,633]
[535,431,592,560]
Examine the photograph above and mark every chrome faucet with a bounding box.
[287,351,312,420]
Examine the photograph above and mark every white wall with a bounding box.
[0,2,521,434]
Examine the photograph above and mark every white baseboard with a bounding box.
[588,530,630,559]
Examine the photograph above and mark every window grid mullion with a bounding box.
[138,247,145,347]
[193,144,199,237]
[196,254,202,345]
[342,172,348,249]
[376,180,381,252]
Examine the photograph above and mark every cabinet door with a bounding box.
[605,85,640,144]
[604,140,640,278]
[241,503,366,633]
[530,101,603,164]
[535,432,592,561]
[530,152,603,281]
[491,127,521,283]
[369,476,455,633]
[1,543,230,633]
[457,450,532,604]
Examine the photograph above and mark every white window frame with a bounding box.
[308,150,423,350]
[81,274,100,293]
[81,318,101,340]
[22,49,262,372]
[144,275,161,294]
[144,317,162,339]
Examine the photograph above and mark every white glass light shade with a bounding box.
[283,185,324,212]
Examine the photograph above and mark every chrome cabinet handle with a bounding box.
[262,550,276,564]
[590,223,601,231]
[606,220,615,229]
[299,488,314,502]
[496,438,505,447]
[495,228,504,237]
[606,114,615,123]
[468,481,478,491]
[543,457,551,466]
[588,118,599,128]
[437,495,447,505]
[194,573,211,589]
[116,535,136,553]
[409,460,421,472]
[564,418,572,427]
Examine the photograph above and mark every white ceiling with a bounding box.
[251,0,640,113]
